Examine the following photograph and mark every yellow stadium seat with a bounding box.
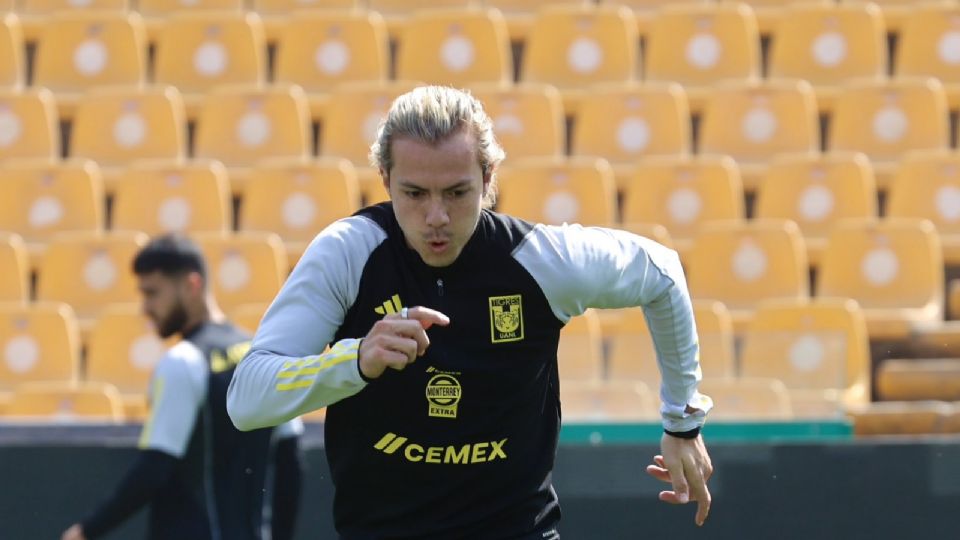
[850,400,952,436]
[897,4,960,109]
[818,218,944,340]
[495,156,617,227]
[522,3,638,113]
[699,78,819,190]
[153,11,265,116]
[571,82,690,191]
[367,0,475,38]
[877,358,960,402]
[754,152,878,265]
[471,82,565,161]
[231,302,269,334]
[485,0,589,40]
[396,8,511,88]
[0,88,59,161]
[0,13,24,90]
[621,154,744,254]
[0,159,105,265]
[558,309,604,382]
[37,231,149,324]
[768,3,886,111]
[112,160,232,236]
[33,12,146,118]
[560,380,657,422]
[718,0,831,34]
[254,0,359,39]
[194,84,311,193]
[646,3,760,112]
[829,78,949,190]
[17,0,128,41]
[274,9,388,118]
[139,0,244,40]
[886,149,960,265]
[0,233,28,304]
[0,302,79,398]
[240,157,361,265]
[685,219,809,328]
[697,377,793,420]
[740,297,870,418]
[607,299,736,386]
[195,232,288,313]
[4,380,125,423]
[861,0,934,33]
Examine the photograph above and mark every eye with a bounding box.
[447,188,469,199]
[404,190,426,200]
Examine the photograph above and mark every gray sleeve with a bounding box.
[513,224,712,431]
[227,216,386,431]
[138,342,207,457]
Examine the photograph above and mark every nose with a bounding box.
[425,197,450,228]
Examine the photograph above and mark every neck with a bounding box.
[181,293,226,336]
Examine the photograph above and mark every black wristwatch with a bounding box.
[664,426,701,439]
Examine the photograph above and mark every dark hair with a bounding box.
[132,233,207,283]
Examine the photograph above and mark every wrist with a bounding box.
[664,426,701,439]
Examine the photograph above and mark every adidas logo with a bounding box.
[374,294,404,316]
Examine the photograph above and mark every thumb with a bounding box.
[406,306,450,329]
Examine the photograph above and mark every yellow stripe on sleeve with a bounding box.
[138,376,165,449]
[274,340,360,392]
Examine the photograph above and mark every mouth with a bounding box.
[426,239,449,253]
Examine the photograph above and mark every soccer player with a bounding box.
[227,86,714,538]
[62,234,302,540]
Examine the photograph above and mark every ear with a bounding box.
[185,271,204,296]
[380,169,390,192]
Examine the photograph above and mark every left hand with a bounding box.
[645,432,713,526]
[61,524,86,540]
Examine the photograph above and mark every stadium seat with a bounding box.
[558,309,604,382]
[71,85,186,188]
[471,82,565,161]
[768,3,886,112]
[699,78,819,190]
[0,159,105,266]
[194,84,311,193]
[0,233,28,304]
[194,232,288,314]
[273,9,388,118]
[718,0,831,34]
[495,156,617,227]
[0,302,80,397]
[897,4,960,109]
[139,0,244,40]
[17,0,128,40]
[0,88,59,162]
[685,219,809,328]
[395,8,511,88]
[484,0,588,41]
[231,302,269,334]
[36,231,149,324]
[861,0,933,33]
[153,11,265,116]
[111,160,232,236]
[645,2,760,112]
[850,400,952,436]
[0,13,23,90]
[317,80,420,205]
[522,3,638,112]
[740,297,871,419]
[253,0,359,40]
[367,0,474,38]
[559,380,658,422]
[886,149,960,265]
[828,78,950,190]
[571,82,690,191]
[620,154,744,254]
[607,299,736,386]
[601,0,705,34]
[818,218,944,340]
[877,358,960,402]
[33,12,146,118]
[4,380,125,423]
[697,377,794,420]
[240,157,361,266]
[754,152,878,265]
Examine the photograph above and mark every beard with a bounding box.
[157,301,189,338]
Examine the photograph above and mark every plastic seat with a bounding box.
[558,309,604,383]
[273,9,388,118]
[697,377,793,420]
[877,358,960,402]
[0,302,79,397]
[607,299,736,386]
[886,149,960,265]
[0,13,24,89]
[139,0,244,40]
[850,400,952,436]
[685,219,809,328]
[240,157,361,266]
[559,380,657,422]
[0,233,28,304]
[471,82,564,162]
[699,78,819,190]
[829,78,949,190]
[897,4,960,109]
[522,3,638,112]
[112,160,232,236]
[571,82,690,191]
[620,154,744,254]
[718,0,831,34]
[646,3,760,112]
[17,0,129,40]
[818,218,944,340]
[860,0,933,32]
[153,11,265,116]
[194,84,311,193]
[254,0,359,37]
[768,3,886,112]
[484,0,589,40]
[4,381,125,423]
[194,232,288,313]
[33,12,146,117]
[231,302,269,334]
[367,0,474,37]
[754,152,878,265]
[0,88,59,161]
[396,8,511,88]
[495,156,617,227]
[740,297,871,418]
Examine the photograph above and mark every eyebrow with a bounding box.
[397,180,473,191]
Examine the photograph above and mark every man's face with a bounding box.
[385,130,489,267]
[137,271,191,338]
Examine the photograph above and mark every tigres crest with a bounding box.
[489,295,524,343]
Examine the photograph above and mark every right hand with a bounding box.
[358,306,450,379]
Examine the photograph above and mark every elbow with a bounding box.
[226,384,258,432]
